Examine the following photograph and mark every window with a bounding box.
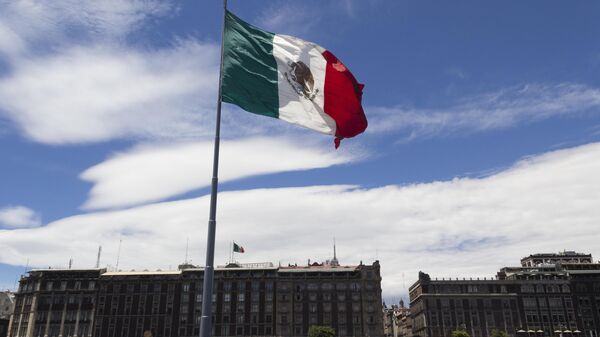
[338,293,346,301]
[521,284,534,293]
[224,293,231,302]
[238,293,245,302]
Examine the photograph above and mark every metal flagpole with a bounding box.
[199,0,227,336]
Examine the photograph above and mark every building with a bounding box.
[9,260,383,337]
[1,318,9,337]
[409,252,600,337]
[0,292,15,319]
[395,301,412,337]
[383,300,410,337]
[8,269,102,337]
[521,252,593,267]
[1,292,15,337]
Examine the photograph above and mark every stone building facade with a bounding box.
[8,261,383,337]
[0,292,15,320]
[409,252,600,337]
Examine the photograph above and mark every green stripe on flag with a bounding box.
[221,10,279,118]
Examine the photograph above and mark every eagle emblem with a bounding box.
[284,60,319,101]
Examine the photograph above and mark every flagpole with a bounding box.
[199,0,227,337]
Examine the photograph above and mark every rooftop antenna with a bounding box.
[68,258,73,269]
[115,239,122,271]
[185,237,189,264]
[95,245,102,268]
[331,237,340,266]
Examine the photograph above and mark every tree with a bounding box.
[308,325,336,337]
[451,329,470,337]
[490,329,509,337]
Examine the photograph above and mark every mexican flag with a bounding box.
[233,242,245,253]
[221,11,367,148]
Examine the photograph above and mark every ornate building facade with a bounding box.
[8,261,383,337]
[409,252,600,337]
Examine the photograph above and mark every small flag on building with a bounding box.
[221,11,367,148]
[233,242,245,253]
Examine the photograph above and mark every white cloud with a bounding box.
[257,3,322,36]
[1,142,599,299]
[80,137,360,210]
[0,206,41,228]
[0,41,219,144]
[0,0,174,54]
[0,22,25,57]
[368,83,600,141]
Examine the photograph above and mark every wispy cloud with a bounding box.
[368,83,600,141]
[80,137,360,210]
[0,41,219,144]
[2,141,600,299]
[256,3,321,36]
[0,206,41,228]
[0,0,174,56]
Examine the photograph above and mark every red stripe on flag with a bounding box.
[321,50,368,148]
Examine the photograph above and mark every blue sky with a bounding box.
[1,0,600,301]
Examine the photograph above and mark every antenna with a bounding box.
[96,246,102,268]
[331,237,339,266]
[115,239,122,271]
[185,237,189,264]
[68,258,73,269]
[333,237,337,260]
